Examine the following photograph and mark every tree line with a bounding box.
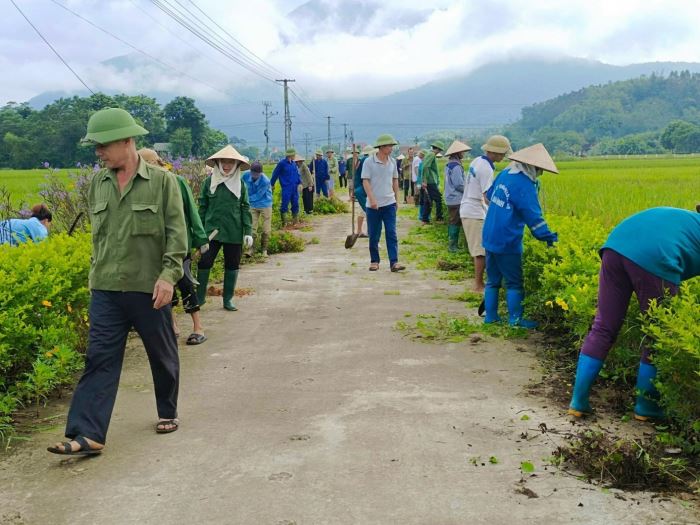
[0,94,233,168]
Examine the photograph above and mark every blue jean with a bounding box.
[366,203,398,264]
[485,251,523,290]
[281,185,299,214]
[315,176,329,197]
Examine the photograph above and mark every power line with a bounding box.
[48,0,227,96]
[10,0,94,95]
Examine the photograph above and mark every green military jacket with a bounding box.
[346,155,358,190]
[198,176,253,244]
[299,162,314,188]
[88,157,187,293]
[328,156,339,177]
[422,151,439,185]
[175,174,208,251]
[401,156,413,181]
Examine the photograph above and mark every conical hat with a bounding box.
[508,143,558,174]
[206,144,251,169]
[444,140,471,156]
[294,154,305,162]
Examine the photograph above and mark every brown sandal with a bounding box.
[390,263,406,272]
[369,263,379,271]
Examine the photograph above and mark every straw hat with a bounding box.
[508,143,558,174]
[137,148,166,167]
[444,140,472,157]
[294,154,305,162]
[205,144,251,169]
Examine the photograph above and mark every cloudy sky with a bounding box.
[2,0,700,104]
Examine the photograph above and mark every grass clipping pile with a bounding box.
[555,429,698,493]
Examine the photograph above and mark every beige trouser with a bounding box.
[251,207,272,235]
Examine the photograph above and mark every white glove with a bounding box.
[199,243,210,255]
[243,235,253,249]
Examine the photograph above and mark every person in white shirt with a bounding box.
[412,151,423,208]
[459,135,511,292]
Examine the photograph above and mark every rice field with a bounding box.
[0,168,71,207]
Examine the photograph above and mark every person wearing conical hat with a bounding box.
[295,153,314,214]
[271,147,302,225]
[197,145,253,312]
[310,149,329,198]
[460,135,511,292]
[568,206,700,421]
[48,108,188,456]
[326,147,339,197]
[482,143,559,328]
[361,134,405,272]
[420,140,445,224]
[443,141,471,252]
[242,161,273,257]
[138,148,210,345]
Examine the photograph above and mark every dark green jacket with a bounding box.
[198,177,252,244]
[175,174,208,251]
[422,151,439,185]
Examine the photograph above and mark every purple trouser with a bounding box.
[581,249,678,364]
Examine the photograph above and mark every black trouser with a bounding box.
[339,174,347,188]
[422,183,444,221]
[402,179,411,202]
[65,290,179,444]
[302,187,314,213]
[173,254,200,313]
[198,240,242,271]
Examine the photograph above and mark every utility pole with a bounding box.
[303,132,312,158]
[342,123,348,153]
[261,100,277,160]
[326,115,332,150]
[276,79,295,150]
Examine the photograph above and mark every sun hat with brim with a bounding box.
[508,143,558,174]
[444,140,472,157]
[481,135,512,155]
[315,149,323,156]
[285,147,296,157]
[429,140,445,152]
[294,154,305,162]
[205,144,251,170]
[325,146,335,153]
[374,134,398,148]
[137,148,166,166]
[80,107,148,145]
[362,145,377,155]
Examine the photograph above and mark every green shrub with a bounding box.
[268,230,305,254]
[0,232,91,431]
[313,196,348,214]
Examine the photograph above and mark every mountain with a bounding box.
[26,56,700,150]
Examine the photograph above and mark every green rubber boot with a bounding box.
[280,211,288,227]
[223,269,239,311]
[448,224,459,252]
[196,268,210,306]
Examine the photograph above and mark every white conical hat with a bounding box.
[205,144,251,169]
[444,140,472,156]
[508,143,558,174]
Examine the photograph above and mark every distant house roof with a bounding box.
[153,143,171,152]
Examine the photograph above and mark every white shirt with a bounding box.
[361,154,398,208]
[411,156,421,182]
[460,156,495,219]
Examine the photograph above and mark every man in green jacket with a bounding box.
[421,140,445,224]
[138,148,210,346]
[48,108,187,456]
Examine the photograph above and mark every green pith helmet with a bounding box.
[482,135,512,155]
[325,145,334,153]
[430,140,445,152]
[315,149,323,156]
[80,107,148,145]
[374,134,398,148]
[285,147,296,157]
[362,145,376,155]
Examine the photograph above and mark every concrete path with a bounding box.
[0,208,697,525]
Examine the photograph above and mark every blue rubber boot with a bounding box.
[505,289,538,329]
[483,287,501,324]
[568,353,604,417]
[634,362,665,421]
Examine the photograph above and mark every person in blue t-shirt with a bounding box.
[482,143,559,328]
[568,206,700,422]
[310,150,329,198]
[0,204,52,246]
[242,161,273,257]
